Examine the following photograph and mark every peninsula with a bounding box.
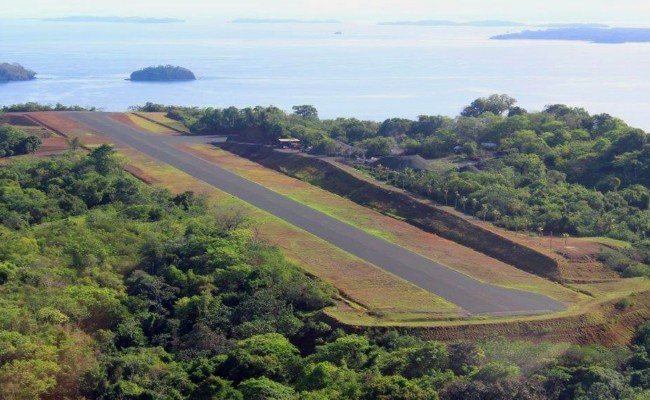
[0,63,36,82]
[492,27,650,44]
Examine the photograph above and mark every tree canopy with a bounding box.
[2,120,650,399]
[130,65,196,82]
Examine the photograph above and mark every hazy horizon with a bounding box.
[4,0,650,25]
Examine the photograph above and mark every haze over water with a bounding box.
[2,19,650,129]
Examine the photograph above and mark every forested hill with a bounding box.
[4,137,650,398]
[0,63,36,82]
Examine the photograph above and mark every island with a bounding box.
[491,27,650,44]
[232,18,340,24]
[538,23,609,29]
[129,65,196,82]
[0,63,36,82]
[378,20,523,27]
[44,16,184,24]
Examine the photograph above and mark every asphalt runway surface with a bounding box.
[60,112,566,316]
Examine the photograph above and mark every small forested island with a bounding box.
[44,16,183,24]
[129,65,196,82]
[378,20,524,27]
[232,18,340,24]
[539,23,609,29]
[492,27,650,44]
[0,63,36,82]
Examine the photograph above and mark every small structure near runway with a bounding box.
[277,138,302,150]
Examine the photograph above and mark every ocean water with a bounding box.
[1,19,650,129]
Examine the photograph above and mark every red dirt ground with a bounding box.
[35,137,69,156]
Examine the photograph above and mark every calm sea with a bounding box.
[1,19,649,129]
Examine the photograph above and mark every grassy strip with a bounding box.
[117,147,461,316]
[25,113,461,322]
[132,112,191,133]
[328,277,650,329]
[576,236,632,250]
[181,143,584,305]
[109,113,175,135]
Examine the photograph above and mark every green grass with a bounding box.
[118,147,462,317]
[577,236,632,250]
[184,144,584,305]
[59,125,650,329]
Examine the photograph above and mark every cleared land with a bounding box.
[8,112,650,342]
[335,159,622,283]
[0,113,69,160]
[32,111,565,316]
[132,112,191,133]
[180,143,582,305]
[24,112,464,322]
[110,113,177,135]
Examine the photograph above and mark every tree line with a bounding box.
[132,97,650,276]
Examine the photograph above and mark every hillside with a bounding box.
[3,114,650,399]
[134,97,650,284]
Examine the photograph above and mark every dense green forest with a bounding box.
[0,63,36,82]
[130,66,196,82]
[3,142,650,398]
[133,97,650,276]
[3,146,650,398]
[1,103,97,112]
[0,125,41,158]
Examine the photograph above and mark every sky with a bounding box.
[4,0,650,25]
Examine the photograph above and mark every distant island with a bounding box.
[378,20,524,27]
[538,23,609,29]
[491,27,650,44]
[0,63,36,82]
[129,66,196,82]
[232,18,340,24]
[44,16,184,24]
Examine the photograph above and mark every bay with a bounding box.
[1,19,649,129]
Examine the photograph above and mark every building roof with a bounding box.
[278,138,301,143]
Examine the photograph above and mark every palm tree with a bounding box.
[404,168,415,190]
[491,209,501,223]
[375,165,386,181]
[444,188,449,206]
[562,233,570,256]
[67,136,81,150]
[471,198,479,215]
[460,196,468,213]
[481,204,489,222]
[454,191,461,209]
